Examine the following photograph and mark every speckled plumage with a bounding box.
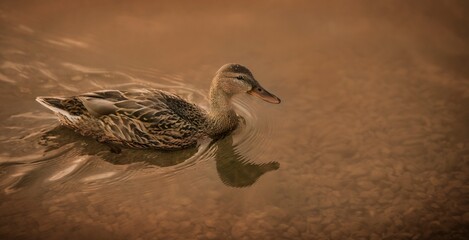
[36,64,281,150]
[37,89,206,149]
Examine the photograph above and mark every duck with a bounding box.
[36,63,281,150]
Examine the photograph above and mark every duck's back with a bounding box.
[36,89,208,150]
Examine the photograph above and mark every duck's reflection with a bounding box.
[213,136,279,187]
[40,126,279,187]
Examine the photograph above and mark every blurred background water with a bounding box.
[0,0,468,239]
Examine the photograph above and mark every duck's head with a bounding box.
[213,63,281,104]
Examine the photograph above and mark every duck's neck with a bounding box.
[206,86,238,137]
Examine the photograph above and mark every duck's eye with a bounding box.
[236,76,244,80]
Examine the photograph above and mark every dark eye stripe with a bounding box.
[236,76,244,80]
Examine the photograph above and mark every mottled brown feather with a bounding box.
[37,89,208,150]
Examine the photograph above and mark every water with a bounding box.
[1,1,469,239]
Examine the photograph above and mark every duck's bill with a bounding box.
[248,86,281,104]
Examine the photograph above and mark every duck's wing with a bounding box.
[36,90,128,117]
[140,89,208,128]
[78,89,207,149]
[77,89,207,124]
[37,89,208,149]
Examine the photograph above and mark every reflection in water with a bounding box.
[39,126,279,188]
[215,136,279,188]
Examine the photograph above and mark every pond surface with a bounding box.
[1,1,468,239]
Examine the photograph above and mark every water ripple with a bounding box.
[232,95,276,161]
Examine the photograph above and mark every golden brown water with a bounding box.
[1,1,469,239]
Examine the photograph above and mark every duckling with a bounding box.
[36,63,281,150]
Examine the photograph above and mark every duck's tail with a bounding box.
[36,96,82,121]
[36,96,64,111]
